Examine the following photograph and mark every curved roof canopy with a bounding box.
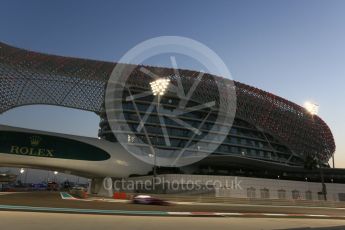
[0,42,335,163]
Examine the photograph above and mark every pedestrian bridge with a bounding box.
[0,125,150,179]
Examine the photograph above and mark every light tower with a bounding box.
[304,101,319,115]
[150,78,170,97]
[304,101,327,200]
[149,78,170,178]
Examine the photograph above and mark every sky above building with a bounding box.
[0,0,344,169]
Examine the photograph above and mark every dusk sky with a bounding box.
[0,0,345,168]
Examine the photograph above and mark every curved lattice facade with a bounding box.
[0,42,335,167]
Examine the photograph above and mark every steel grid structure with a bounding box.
[0,42,335,164]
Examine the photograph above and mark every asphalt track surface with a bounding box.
[1,211,345,230]
[1,191,345,217]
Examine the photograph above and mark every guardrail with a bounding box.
[126,193,345,208]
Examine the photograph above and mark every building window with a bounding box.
[292,190,300,200]
[231,146,239,154]
[267,152,272,159]
[247,187,256,198]
[260,188,270,199]
[259,151,264,157]
[241,139,246,145]
[305,191,312,200]
[278,189,286,199]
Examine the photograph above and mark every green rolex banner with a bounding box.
[0,131,110,161]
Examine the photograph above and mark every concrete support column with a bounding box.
[88,177,113,197]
